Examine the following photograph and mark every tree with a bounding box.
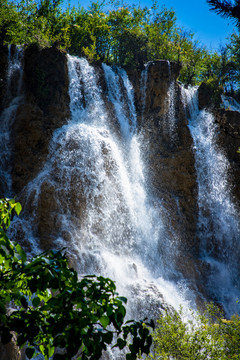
[0,0,24,45]
[142,305,240,360]
[207,0,240,26]
[0,198,154,360]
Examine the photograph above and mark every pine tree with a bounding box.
[207,0,240,26]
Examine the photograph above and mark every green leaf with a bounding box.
[47,344,55,357]
[26,347,35,359]
[20,296,28,309]
[39,344,45,355]
[116,338,127,350]
[16,333,27,347]
[14,202,22,216]
[100,315,110,329]
[32,296,41,307]
[102,331,113,344]
[117,296,127,304]
[15,243,27,262]
[0,302,7,315]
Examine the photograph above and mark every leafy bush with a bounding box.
[143,305,240,360]
[0,198,153,360]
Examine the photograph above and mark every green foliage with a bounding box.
[207,0,240,27]
[0,198,154,360]
[142,305,240,360]
[0,0,218,85]
[202,77,224,106]
[2,0,240,90]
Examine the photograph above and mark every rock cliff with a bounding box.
[0,49,205,295]
[0,45,8,113]
[129,60,202,296]
[2,45,240,360]
[11,45,70,194]
[1,47,240,309]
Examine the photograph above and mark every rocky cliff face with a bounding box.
[136,61,198,255]
[129,61,202,296]
[0,45,8,113]
[11,45,70,194]
[0,49,203,294]
[2,47,240,308]
[213,109,240,206]
[2,46,240,359]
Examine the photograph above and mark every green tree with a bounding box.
[0,0,26,45]
[207,0,240,27]
[143,305,240,360]
[1,0,234,87]
[145,4,177,61]
[227,32,240,93]
[107,6,149,66]
[0,198,154,360]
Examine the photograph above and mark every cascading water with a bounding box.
[182,86,240,315]
[140,62,150,120]
[18,55,193,332]
[165,61,177,140]
[0,46,23,196]
[3,47,240,358]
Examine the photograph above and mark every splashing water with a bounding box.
[18,55,194,327]
[165,61,178,140]
[182,86,240,315]
[140,62,150,120]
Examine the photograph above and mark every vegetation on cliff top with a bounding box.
[1,0,240,93]
[0,198,154,359]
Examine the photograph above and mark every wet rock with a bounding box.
[11,46,70,195]
[0,45,9,195]
[127,281,172,321]
[131,60,198,258]
[144,60,181,117]
[213,107,240,206]
[0,45,8,112]
[198,81,222,110]
[198,82,214,109]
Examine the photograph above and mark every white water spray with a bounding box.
[140,62,150,120]
[20,56,193,325]
[166,61,177,140]
[182,86,240,315]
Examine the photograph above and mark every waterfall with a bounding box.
[166,61,178,141]
[3,47,240,358]
[182,86,240,315]
[140,62,150,119]
[102,63,136,137]
[167,81,177,138]
[18,55,193,330]
[0,46,23,196]
[65,56,194,313]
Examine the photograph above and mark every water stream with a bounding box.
[182,86,240,316]
[16,55,193,328]
[3,51,240,346]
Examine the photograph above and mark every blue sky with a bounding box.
[68,0,236,50]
